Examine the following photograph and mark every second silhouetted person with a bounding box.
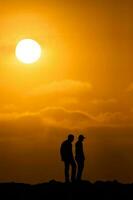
[75,134,85,181]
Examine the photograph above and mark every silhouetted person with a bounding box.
[60,134,76,183]
[75,134,85,181]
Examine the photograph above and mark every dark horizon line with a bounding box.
[0,179,132,185]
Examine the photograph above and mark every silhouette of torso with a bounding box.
[60,140,74,161]
[75,141,85,161]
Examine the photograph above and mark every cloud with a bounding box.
[0,107,96,131]
[0,107,132,136]
[40,107,96,128]
[90,98,117,105]
[95,112,130,125]
[28,80,92,97]
[25,80,119,113]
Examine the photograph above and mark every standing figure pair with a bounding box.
[60,134,85,183]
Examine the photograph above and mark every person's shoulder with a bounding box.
[61,140,67,145]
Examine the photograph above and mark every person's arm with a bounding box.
[60,143,64,161]
[82,143,85,160]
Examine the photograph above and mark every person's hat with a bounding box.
[78,134,85,139]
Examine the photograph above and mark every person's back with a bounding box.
[60,140,74,162]
[60,134,76,183]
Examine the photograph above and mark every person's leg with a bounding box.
[77,160,84,181]
[64,161,70,183]
[70,160,76,182]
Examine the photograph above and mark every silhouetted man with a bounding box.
[60,134,76,183]
[75,134,85,181]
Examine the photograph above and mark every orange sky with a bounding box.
[0,0,133,183]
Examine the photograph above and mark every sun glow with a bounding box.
[15,39,41,64]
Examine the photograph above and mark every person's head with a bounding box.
[78,134,85,142]
[68,134,74,142]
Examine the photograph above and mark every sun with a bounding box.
[15,39,42,64]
